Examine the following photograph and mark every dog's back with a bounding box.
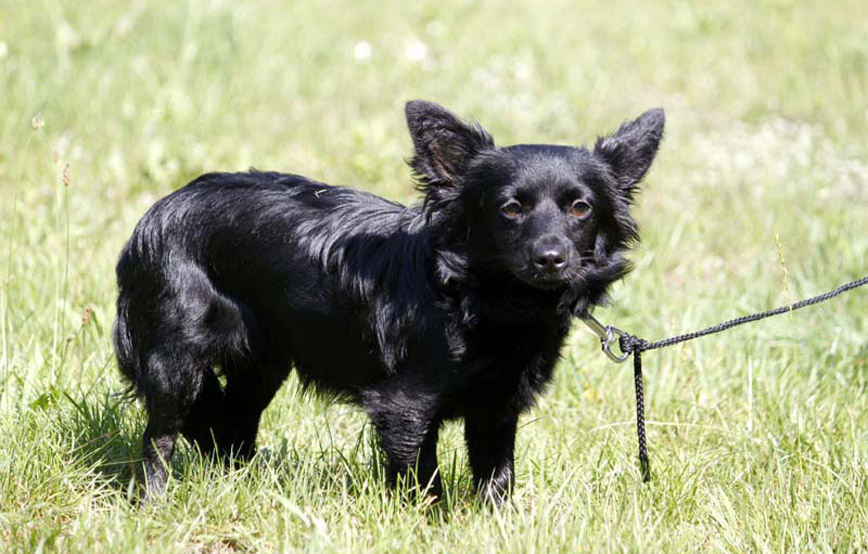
[114,172,307,391]
[115,171,436,395]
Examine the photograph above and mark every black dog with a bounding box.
[114,100,664,504]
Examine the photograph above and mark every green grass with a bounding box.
[2,0,867,551]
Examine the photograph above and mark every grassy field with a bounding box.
[2,0,867,551]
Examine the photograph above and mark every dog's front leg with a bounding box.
[363,390,442,500]
[464,412,518,507]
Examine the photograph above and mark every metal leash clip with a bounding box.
[579,311,630,363]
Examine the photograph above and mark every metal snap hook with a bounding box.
[579,311,631,363]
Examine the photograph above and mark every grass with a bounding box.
[1,0,867,551]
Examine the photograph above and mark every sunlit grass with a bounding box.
[1,0,866,551]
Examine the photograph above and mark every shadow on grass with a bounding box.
[60,390,477,518]
[62,389,143,499]
[254,421,478,520]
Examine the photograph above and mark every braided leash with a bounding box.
[582,274,868,483]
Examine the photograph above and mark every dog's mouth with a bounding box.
[526,277,568,290]
[516,255,603,291]
[517,266,576,290]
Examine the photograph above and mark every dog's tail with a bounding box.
[113,292,139,397]
[113,236,148,397]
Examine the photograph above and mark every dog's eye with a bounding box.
[501,200,522,219]
[570,199,592,219]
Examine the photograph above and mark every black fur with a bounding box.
[114,100,664,504]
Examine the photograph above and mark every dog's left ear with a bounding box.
[594,108,665,198]
[406,100,495,187]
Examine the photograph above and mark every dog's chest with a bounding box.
[453,311,571,413]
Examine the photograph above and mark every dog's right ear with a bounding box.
[405,100,494,188]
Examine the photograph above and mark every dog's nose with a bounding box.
[533,244,567,273]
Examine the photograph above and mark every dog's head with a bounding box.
[406,100,664,304]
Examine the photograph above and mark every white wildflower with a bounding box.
[353,41,372,61]
[405,40,428,62]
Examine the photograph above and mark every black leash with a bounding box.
[581,274,868,482]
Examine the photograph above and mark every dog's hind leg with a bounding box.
[180,367,225,458]
[217,356,291,461]
[139,347,207,501]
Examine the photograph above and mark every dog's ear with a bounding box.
[405,100,494,187]
[594,108,665,198]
